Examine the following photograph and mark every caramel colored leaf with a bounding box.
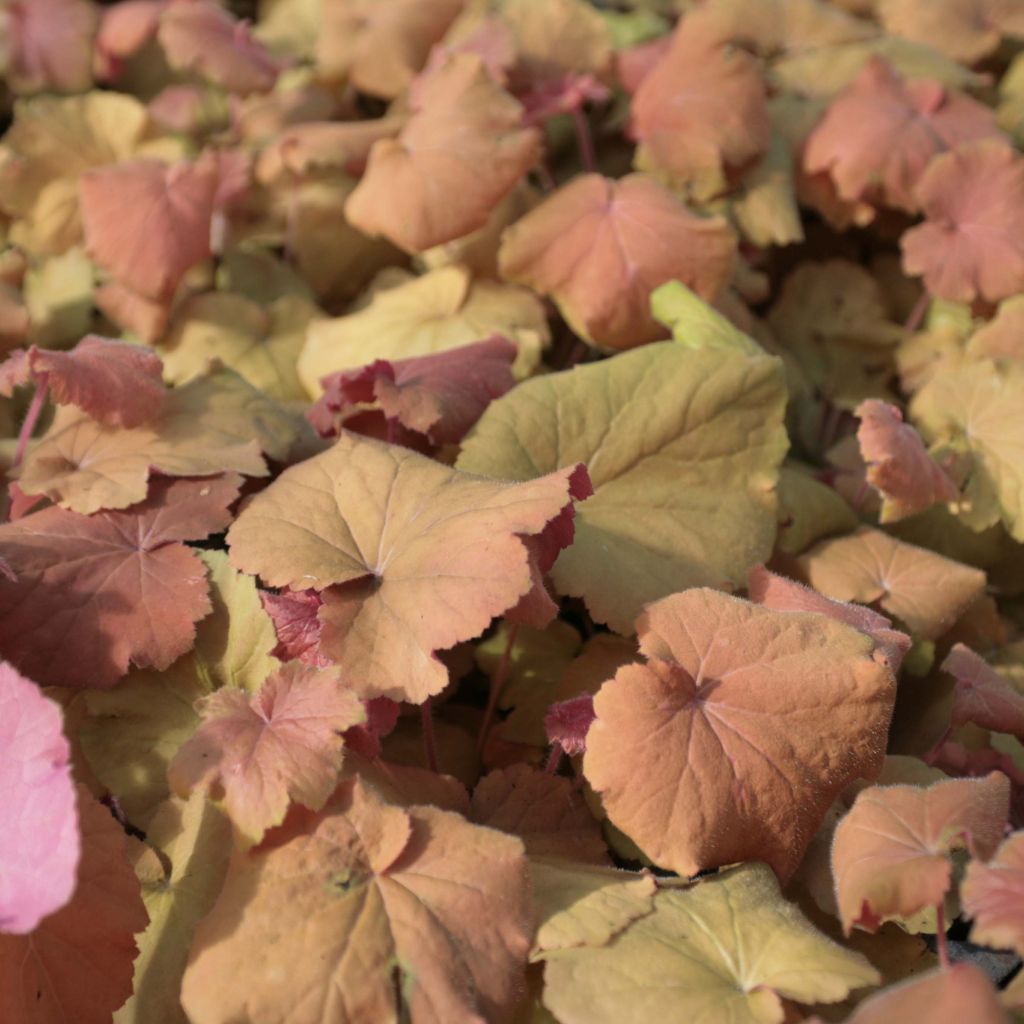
[114,794,233,1024]
[0,789,149,1024]
[538,863,879,1024]
[498,173,735,350]
[458,342,788,634]
[944,643,1024,740]
[299,265,547,395]
[968,295,1024,362]
[181,777,532,1024]
[584,589,896,880]
[796,526,986,639]
[878,0,1024,64]
[832,773,1009,933]
[169,662,365,846]
[911,358,1024,541]
[16,370,300,514]
[228,431,589,703]
[471,764,607,863]
[347,54,541,254]
[902,141,1024,304]
[0,475,239,690]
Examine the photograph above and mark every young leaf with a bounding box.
[831,773,1009,933]
[180,777,532,1024]
[0,663,79,935]
[346,54,541,253]
[261,590,329,667]
[16,370,300,514]
[538,864,879,1024]
[497,173,736,351]
[0,790,148,1024]
[962,830,1024,957]
[650,280,761,356]
[943,643,1024,740]
[583,588,896,880]
[227,431,590,703]
[796,526,986,639]
[458,342,788,634]
[0,475,239,689]
[168,662,366,847]
[856,399,959,522]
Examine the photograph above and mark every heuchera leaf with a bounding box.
[650,280,762,356]
[901,140,1024,304]
[0,475,240,689]
[842,963,1008,1024]
[804,57,1001,215]
[962,830,1024,957]
[538,863,880,1024]
[227,430,590,703]
[856,398,959,522]
[796,526,986,639]
[0,336,166,427]
[346,54,541,254]
[0,663,79,935]
[471,764,608,864]
[79,155,219,302]
[1,0,99,96]
[943,643,1024,740]
[260,589,330,667]
[299,264,547,395]
[629,15,771,199]
[157,0,283,95]
[168,662,366,847]
[308,335,518,445]
[497,173,736,350]
[878,0,1024,64]
[16,369,299,515]
[831,773,1010,933]
[545,694,596,757]
[0,788,148,1024]
[180,776,532,1024]
[458,342,788,634]
[583,588,896,880]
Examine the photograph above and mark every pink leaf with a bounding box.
[943,643,1024,740]
[0,664,79,934]
[545,694,596,756]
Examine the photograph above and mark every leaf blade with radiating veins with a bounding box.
[15,369,302,515]
[0,475,241,690]
[583,588,896,880]
[169,662,366,847]
[228,431,590,703]
[458,341,788,634]
[537,864,880,1024]
[831,773,1010,933]
[180,777,532,1024]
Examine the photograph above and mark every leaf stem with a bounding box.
[13,378,48,471]
[421,698,439,774]
[572,106,596,173]
[904,291,929,334]
[477,623,519,755]
[935,902,950,970]
[544,743,563,775]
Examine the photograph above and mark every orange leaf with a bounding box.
[583,588,896,880]
[831,773,1009,933]
[346,54,541,253]
[227,431,590,704]
[181,776,532,1023]
[169,662,366,846]
[498,172,736,350]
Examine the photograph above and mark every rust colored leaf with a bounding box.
[0,475,240,689]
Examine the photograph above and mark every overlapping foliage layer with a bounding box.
[4,0,1024,1021]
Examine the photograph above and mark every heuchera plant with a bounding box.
[5,0,1024,1021]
